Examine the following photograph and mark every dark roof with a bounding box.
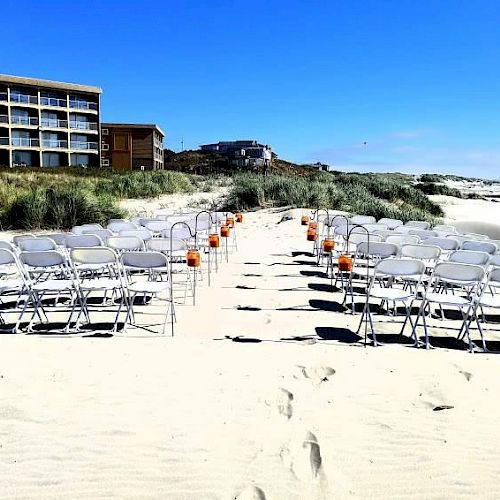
[0,73,101,94]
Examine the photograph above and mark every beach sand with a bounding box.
[2,205,500,499]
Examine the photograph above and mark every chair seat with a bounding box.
[128,281,170,294]
[425,292,471,307]
[79,278,123,291]
[32,279,74,292]
[74,263,109,272]
[351,266,376,278]
[370,286,414,301]
[0,278,25,291]
[478,295,500,309]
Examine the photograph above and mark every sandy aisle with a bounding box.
[1,209,500,499]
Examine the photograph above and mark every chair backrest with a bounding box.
[146,237,187,253]
[81,229,113,241]
[431,261,485,284]
[70,247,118,265]
[373,230,393,240]
[461,240,497,255]
[107,236,145,253]
[65,234,103,249]
[405,220,431,230]
[45,233,70,246]
[71,224,103,235]
[121,251,168,270]
[0,240,16,252]
[18,237,57,252]
[334,225,350,237]
[385,234,420,246]
[448,250,490,266]
[143,220,170,233]
[463,232,490,241]
[424,237,460,251]
[408,229,438,240]
[348,233,383,246]
[433,224,457,233]
[488,254,500,268]
[0,248,18,266]
[374,257,426,278]
[20,250,66,268]
[350,215,376,225]
[392,225,415,234]
[161,226,193,241]
[325,216,349,228]
[359,223,388,233]
[12,234,36,246]
[486,267,500,287]
[400,244,441,261]
[107,221,138,233]
[119,229,154,241]
[378,218,403,229]
[356,241,398,259]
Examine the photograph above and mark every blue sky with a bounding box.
[3,0,500,177]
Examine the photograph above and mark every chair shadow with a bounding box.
[0,322,28,334]
[300,270,326,278]
[315,326,361,343]
[420,335,470,351]
[368,333,416,345]
[243,273,263,277]
[236,306,262,311]
[309,299,347,312]
[308,283,336,293]
[293,259,317,266]
[225,335,262,343]
[27,321,78,335]
[292,251,314,257]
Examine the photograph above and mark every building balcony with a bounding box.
[11,138,40,147]
[69,121,98,132]
[41,139,68,149]
[69,101,98,111]
[40,96,67,108]
[10,94,38,105]
[40,118,68,129]
[0,92,8,102]
[70,141,98,151]
[10,116,39,126]
[0,115,8,126]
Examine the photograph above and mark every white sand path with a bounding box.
[1,209,500,499]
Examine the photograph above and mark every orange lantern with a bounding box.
[235,213,243,223]
[208,233,220,248]
[307,228,318,241]
[322,239,335,253]
[301,215,310,226]
[309,221,318,230]
[338,255,353,272]
[226,217,235,228]
[220,225,230,237]
[187,249,201,267]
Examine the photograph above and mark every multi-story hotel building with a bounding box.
[101,123,164,171]
[0,74,101,168]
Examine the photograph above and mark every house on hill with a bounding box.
[200,140,273,168]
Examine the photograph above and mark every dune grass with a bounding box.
[0,168,199,230]
[224,172,444,223]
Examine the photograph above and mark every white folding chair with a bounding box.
[107,221,138,233]
[408,229,438,240]
[434,224,457,233]
[473,267,500,351]
[65,234,103,249]
[70,247,129,333]
[350,215,376,225]
[0,248,30,333]
[81,229,113,242]
[121,251,172,335]
[45,233,71,247]
[71,224,103,235]
[424,237,460,253]
[463,232,490,241]
[385,234,420,247]
[19,250,81,333]
[13,234,36,247]
[358,258,426,346]
[412,262,485,351]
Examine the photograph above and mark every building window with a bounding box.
[102,158,110,167]
[102,143,109,151]
[102,128,109,135]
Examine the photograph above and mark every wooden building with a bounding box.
[100,123,164,171]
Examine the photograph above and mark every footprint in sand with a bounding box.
[276,387,294,419]
[233,485,267,500]
[280,430,323,482]
[299,365,336,385]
